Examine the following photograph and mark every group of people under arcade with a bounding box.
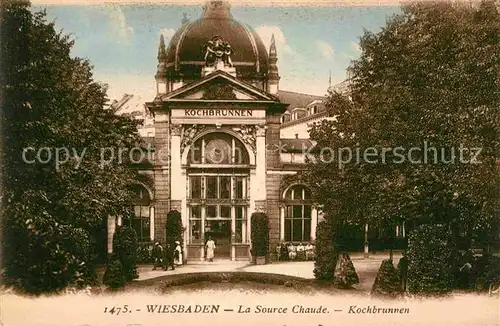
[276,243,316,261]
[151,240,183,271]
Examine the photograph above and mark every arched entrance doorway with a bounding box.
[185,132,251,260]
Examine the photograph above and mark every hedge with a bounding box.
[250,212,269,257]
[313,220,338,281]
[407,224,454,295]
[166,210,183,246]
[113,226,139,282]
[103,254,126,289]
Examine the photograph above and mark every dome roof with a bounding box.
[165,1,269,79]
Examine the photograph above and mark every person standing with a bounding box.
[288,243,297,260]
[205,236,216,262]
[163,243,175,271]
[398,251,409,292]
[174,241,183,266]
[152,241,164,271]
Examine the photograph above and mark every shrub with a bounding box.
[113,226,138,282]
[166,210,183,245]
[333,252,359,288]
[136,242,153,264]
[472,254,500,291]
[407,224,454,295]
[371,259,402,297]
[2,209,95,294]
[103,254,126,289]
[64,227,96,288]
[250,212,269,257]
[313,220,337,281]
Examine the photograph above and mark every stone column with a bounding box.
[201,206,206,261]
[279,205,285,241]
[170,124,183,201]
[150,206,155,241]
[153,111,170,244]
[311,206,318,241]
[170,124,187,261]
[231,206,236,260]
[254,124,266,200]
[107,216,116,254]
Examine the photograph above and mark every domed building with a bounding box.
[162,1,270,90]
[109,1,372,263]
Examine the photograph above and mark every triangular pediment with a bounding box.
[162,70,277,102]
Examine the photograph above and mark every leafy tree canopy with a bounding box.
[1,2,151,291]
[308,1,499,241]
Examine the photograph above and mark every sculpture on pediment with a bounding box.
[203,35,234,68]
[201,84,237,100]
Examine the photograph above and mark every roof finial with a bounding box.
[269,33,277,57]
[158,34,166,60]
[181,12,189,24]
[202,1,232,19]
[329,69,332,88]
[267,33,280,94]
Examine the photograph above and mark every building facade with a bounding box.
[107,1,406,261]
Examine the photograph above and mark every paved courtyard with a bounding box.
[136,252,402,293]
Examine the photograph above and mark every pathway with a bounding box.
[136,252,402,293]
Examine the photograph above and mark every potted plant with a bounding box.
[250,212,269,265]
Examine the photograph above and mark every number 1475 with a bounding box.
[103,305,129,315]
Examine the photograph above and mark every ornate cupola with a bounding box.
[267,34,280,94]
[163,0,269,91]
[155,34,167,94]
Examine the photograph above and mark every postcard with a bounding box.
[1,0,498,325]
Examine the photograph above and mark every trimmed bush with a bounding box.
[407,224,454,295]
[103,254,126,289]
[333,252,359,288]
[371,259,402,297]
[113,226,138,282]
[250,212,269,257]
[166,210,183,245]
[313,220,337,281]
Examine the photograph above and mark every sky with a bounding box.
[31,2,402,101]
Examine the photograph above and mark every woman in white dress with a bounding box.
[205,236,216,262]
[174,241,183,265]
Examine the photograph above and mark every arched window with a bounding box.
[188,132,249,165]
[125,184,152,242]
[283,185,312,242]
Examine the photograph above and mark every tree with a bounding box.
[308,1,499,250]
[1,2,149,293]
